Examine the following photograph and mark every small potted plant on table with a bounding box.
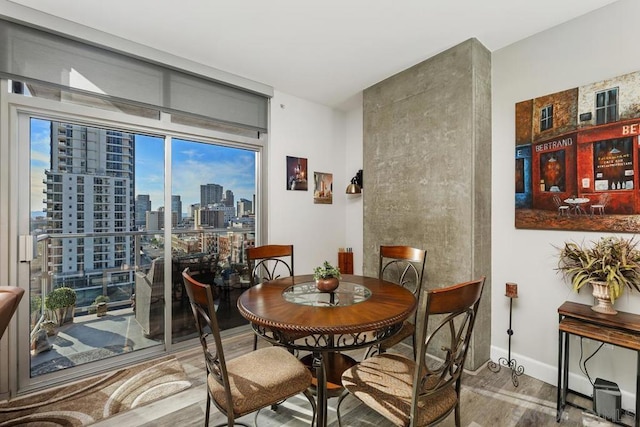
[313,261,341,293]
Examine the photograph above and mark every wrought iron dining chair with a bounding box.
[365,245,427,359]
[338,277,486,427]
[590,193,611,216]
[553,195,570,217]
[182,268,315,427]
[246,245,294,285]
[246,244,294,350]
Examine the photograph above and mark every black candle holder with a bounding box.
[487,292,525,387]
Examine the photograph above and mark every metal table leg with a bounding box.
[557,328,564,422]
[562,330,570,410]
[635,351,639,427]
[313,352,328,427]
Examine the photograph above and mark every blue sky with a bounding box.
[169,138,256,212]
[31,119,256,215]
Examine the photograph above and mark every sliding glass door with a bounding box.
[14,103,261,392]
[170,138,257,344]
[26,117,165,378]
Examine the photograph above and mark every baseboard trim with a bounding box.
[490,345,636,412]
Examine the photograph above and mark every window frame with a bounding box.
[2,85,268,394]
[540,104,553,131]
[595,88,619,125]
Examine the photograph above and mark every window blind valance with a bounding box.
[0,19,269,132]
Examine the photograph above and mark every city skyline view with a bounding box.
[30,118,257,217]
[26,116,259,376]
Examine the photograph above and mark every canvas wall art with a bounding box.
[286,156,308,191]
[313,172,333,204]
[515,70,640,233]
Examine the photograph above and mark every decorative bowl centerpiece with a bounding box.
[313,261,341,293]
[556,236,640,314]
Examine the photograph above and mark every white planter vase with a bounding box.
[590,281,617,315]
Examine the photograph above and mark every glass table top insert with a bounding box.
[283,281,371,307]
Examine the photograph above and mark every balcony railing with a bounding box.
[30,226,255,333]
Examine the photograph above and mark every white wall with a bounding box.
[344,94,364,275]
[9,0,639,407]
[492,0,640,409]
[269,90,352,274]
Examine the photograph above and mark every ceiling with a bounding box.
[6,0,621,110]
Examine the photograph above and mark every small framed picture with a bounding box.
[286,156,308,191]
[313,172,333,204]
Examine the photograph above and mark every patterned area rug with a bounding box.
[0,356,191,426]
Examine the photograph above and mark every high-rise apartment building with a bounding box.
[171,195,182,226]
[135,194,151,228]
[223,190,234,208]
[196,204,234,227]
[44,122,135,304]
[237,198,253,217]
[188,203,200,219]
[195,208,225,228]
[200,183,223,206]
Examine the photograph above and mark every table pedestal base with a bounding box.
[301,352,357,425]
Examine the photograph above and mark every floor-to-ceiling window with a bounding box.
[170,139,257,344]
[28,118,165,379]
[6,82,264,393]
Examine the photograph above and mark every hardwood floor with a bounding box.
[93,328,626,427]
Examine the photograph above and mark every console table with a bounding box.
[557,301,640,426]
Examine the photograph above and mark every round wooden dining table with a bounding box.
[237,274,416,427]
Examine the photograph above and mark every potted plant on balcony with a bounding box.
[40,319,57,337]
[557,236,640,314]
[30,295,42,328]
[93,295,110,317]
[45,287,77,326]
[313,261,341,293]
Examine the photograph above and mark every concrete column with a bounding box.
[363,38,491,369]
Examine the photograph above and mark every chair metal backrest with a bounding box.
[552,195,564,208]
[246,244,294,286]
[597,193,611,207]
[182,268,235,422]
[410,277,485,425]
[378,245,427,297]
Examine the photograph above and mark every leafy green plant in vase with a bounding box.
[45,287,77,326]
[313,261,341,293]
[557,236,640,314]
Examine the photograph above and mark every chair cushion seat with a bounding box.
[208,345,312,417]
[341,353,457,427]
